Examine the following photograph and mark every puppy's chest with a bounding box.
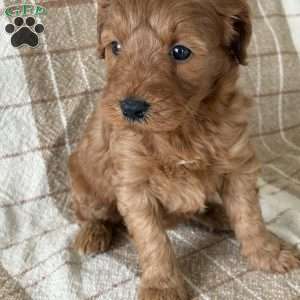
[112,129,217,174]
[150,160,218,215]
[111,130,220,214]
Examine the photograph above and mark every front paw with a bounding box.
[73,221,112,255]
[139,287,188,300]
[243,235,300,273]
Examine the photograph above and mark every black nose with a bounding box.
[120,97,150,122]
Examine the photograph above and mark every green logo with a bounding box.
[5,3,47,17]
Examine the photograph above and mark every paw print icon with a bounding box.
[5,16,44,48]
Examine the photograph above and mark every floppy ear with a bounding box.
[213,0,252,65]
[97,0,110,58]
[228,11,252,65]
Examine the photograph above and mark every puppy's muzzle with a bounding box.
[120,97,150,122]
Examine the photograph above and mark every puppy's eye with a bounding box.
[111,41,122,56]
[170,45,192,61]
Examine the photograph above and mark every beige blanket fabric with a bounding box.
[0,0,300,299]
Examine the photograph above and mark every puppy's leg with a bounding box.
[117,188,188,300]
[69,150,119,255]
[222,170,300,273]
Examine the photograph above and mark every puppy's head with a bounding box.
[97,0,251,132]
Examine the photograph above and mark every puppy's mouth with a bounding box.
[119,97,150,123]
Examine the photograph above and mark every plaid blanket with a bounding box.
[0,0,300,299]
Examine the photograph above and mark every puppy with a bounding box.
[69,0,300,299]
